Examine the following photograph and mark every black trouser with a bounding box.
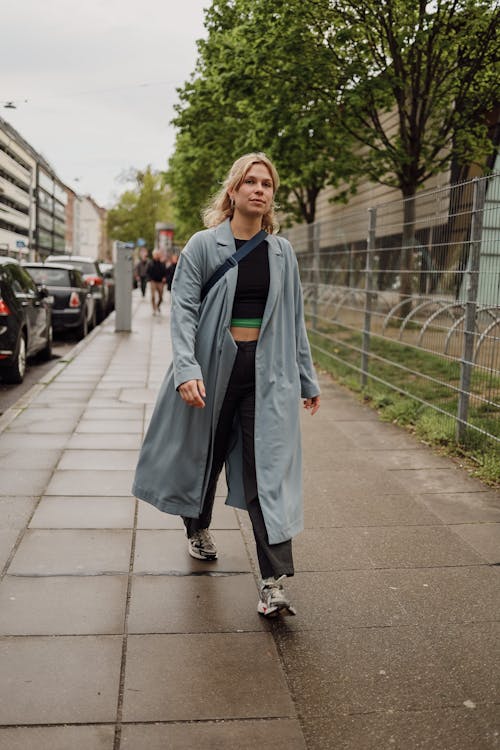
[140,276,148,297]
[183,340,294,579]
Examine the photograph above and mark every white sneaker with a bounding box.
[257,575,296,617]
[187,529,218,560]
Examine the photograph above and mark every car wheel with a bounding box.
[2,332,27,384]
[77,309,89,340]
[89,305,97,331]
[40,324,53,361]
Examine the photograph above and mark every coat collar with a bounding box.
[215,217,283,256]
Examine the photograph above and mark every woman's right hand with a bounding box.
[178,379,206,408]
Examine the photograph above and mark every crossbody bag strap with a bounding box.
[200,229,267,302]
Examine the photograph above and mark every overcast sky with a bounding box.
[1,0,208,207]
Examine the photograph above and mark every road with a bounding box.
[0,339,76,417]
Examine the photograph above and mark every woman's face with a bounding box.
[230,163,274,219]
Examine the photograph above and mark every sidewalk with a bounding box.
[0,291,499,749]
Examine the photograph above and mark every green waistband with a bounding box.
[230,317,263,328]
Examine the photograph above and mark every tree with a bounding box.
[295,0,500,300]
[107,166,174,251]
[169,0,353,238]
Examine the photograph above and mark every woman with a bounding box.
[132,152,320,617]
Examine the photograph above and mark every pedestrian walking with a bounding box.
[147,249,167,315]
[165,253,178,292]
[134,247,149,297]
[132,152,320,617]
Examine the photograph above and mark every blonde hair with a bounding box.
[202,152,280,233]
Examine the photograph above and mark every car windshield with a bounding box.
[66,260,96,275]
[27,267,71,287]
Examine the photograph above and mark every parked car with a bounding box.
[45,255,108,322]
[98,262,115,314]
[0,257,53,383]
[23,263,96,340]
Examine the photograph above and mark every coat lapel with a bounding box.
[260,234,284,335]
[213,219,284,332]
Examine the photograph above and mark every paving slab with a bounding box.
[302,466,409,500]
[44,469,135,496]
[127,573,265,634]
[29,497,135,528]
[390,467,489,494]
[0,529,21,572]
[79,407,144,421]
[58,449,139,470]
[0,469,52,496]
[7,417,82,434]
[133,529,251,574]
[0,496,38,528]
[0,725,115,750]
[356,524,486,568]
[378,566,500,625]
[303,492,442,528]
[0,635,122,724]
[362,448,454,470]
[334,419,426,450]
[300,705,500,750]
[7,529,133,575]
[270,571,409,631]
[275,626,466,716]
[293,528,374,571]
[452,523,500,563]
[120,719,306,749]
[31,389,95,404]
[76,419,143,434]
[128,574,266,633]
[119,387,159,404]
[121,632,295,722]
[91,387,122,398]
[66,433,142,450]
[0,575,128,635]
[418,490,500,523]
[0,432,72,449]
[0,447,61,469]
[421,622,500,704]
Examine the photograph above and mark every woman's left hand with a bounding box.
[303,395,320,415]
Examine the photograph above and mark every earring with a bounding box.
[230,197,235,209]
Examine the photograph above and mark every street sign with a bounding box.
[16,240,26,248]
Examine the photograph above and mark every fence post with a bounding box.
[361,207,377,387]
[311,221,321,331]
[456,177,486,442]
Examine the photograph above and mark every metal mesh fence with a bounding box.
[287,174,500,459]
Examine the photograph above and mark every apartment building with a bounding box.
[0,115,66,260]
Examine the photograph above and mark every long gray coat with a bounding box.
[132,218,319,544]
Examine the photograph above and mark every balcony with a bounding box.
[0,201,30,231]
[0,149,32,188]
[0,176,30,210]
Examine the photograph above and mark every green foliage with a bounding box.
[169,0,500,238]
[107,167,174,250]
[302,0,500,196]
[168,0,354,234]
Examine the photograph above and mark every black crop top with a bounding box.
[231,238,270,321]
